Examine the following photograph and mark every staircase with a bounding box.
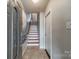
[26,25,39,47]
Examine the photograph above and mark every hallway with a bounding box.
[22,25,49,59]
[22,47,49,59]
[7,0,71,59]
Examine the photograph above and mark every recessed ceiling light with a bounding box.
[32,0,39,4]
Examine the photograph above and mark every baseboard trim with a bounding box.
[45,49,50,59]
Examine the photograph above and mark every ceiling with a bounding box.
[21,0,49,13]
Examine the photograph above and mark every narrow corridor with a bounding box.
[22,25,49,59]
[7,0,71,59]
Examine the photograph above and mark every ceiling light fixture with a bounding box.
[32,0,39,4]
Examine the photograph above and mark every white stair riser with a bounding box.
[27,35,39,36]
[27,44,39,46]
[27,37,39,39]
[28,34,39,35]
[27,40,39,42]
[29,32,38,33]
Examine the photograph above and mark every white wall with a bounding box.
[21,10,27,56]
[26,13,31,22]
[45,0,71,59]
[22,12,31,35]
[22,10,27,32]
[22,11,31,56]
[32,13,37,22]
[39,12,45,49]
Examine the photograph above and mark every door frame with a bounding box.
[7,1,22,59]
